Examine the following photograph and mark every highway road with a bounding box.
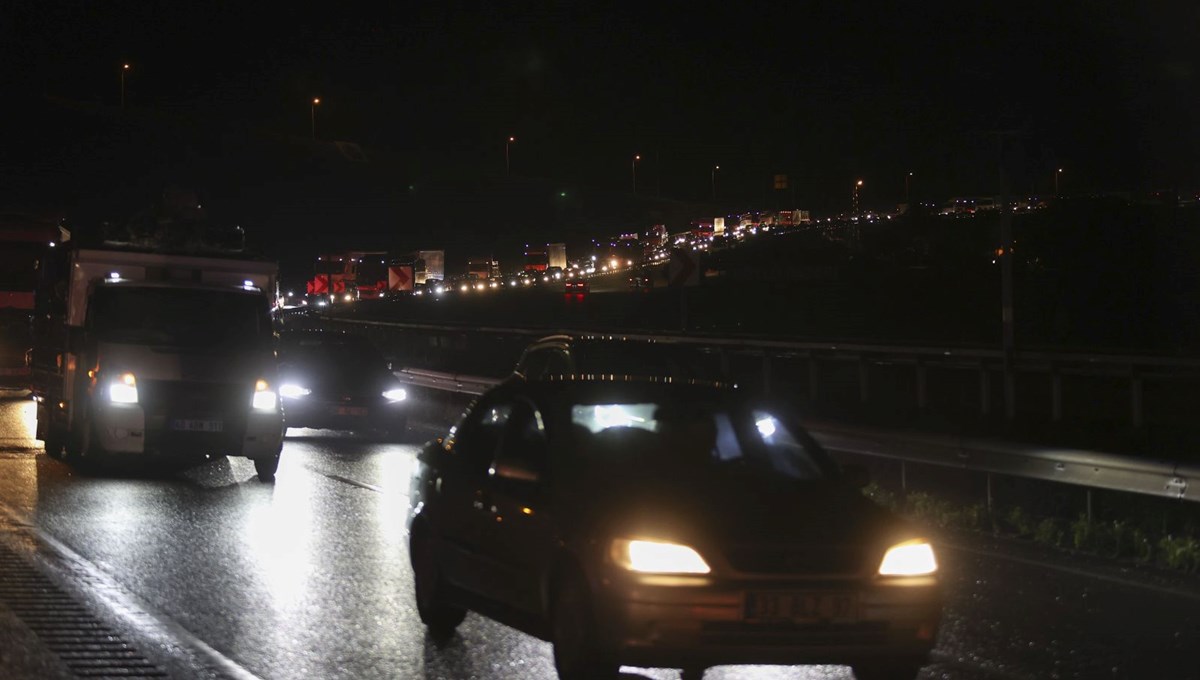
[0,387,1198,679]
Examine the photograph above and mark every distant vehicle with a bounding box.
[31,219,284,481]
[409,378,942,679]
[564,277,590,293]
[546,266,564,281]
[628,272,653,291]
[467,258,500,279]
[277,330,408,438]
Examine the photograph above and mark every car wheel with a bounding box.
[253,454,280,482]
[852,662,925,680]
[551,566,618,680]
[411,526,466,640]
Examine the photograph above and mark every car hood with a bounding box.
[560,471,912,552]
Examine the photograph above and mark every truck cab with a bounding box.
[32,244,285,481]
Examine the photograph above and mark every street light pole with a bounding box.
[853,179,863,215]
[1055,167,1063,196]
[632,155,641,195]
[905,172,912,204]
[311,98,320,140]
[712,165,720,200]
[120,63,130,109]
[506,136,515,176]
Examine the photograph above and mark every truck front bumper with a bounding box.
[94,404,282,459]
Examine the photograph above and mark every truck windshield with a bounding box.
[90,287,271,349]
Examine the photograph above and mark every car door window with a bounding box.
[494,402,549,483]
[451,400,513,475]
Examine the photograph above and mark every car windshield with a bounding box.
[567,401,836,482]
[281,337,388,379]
[90,286,271,349]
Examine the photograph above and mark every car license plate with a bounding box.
[744,591,858,623]
[334,406,368,416]
[169,419,224,433]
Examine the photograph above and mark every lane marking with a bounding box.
[0,500,265,680]
[942,541,1200,603]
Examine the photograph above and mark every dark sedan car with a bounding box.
[277,330,408,438]
[408,379,942,680]
[564,277,590,293]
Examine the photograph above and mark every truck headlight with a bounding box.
[612,539,710,574]
[279,383,311,399]
[252,379,278,412]
[382,388,407,402]
[878,540,938,577]
[108,372,138,404]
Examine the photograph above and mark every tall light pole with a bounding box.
[506,136,515,176]
[120,63,130,109]
[632,155,641,195]
[905,172,913,204]
[311,98,320,140]
[712,165,720,200]
[1055,167,1063,196]
[853,179,864,215]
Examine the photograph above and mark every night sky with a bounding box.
[4,2,1198,211]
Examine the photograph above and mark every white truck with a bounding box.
[547,243,567,270]
[31,243,285,481]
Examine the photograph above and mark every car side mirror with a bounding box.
[842,463,870,488]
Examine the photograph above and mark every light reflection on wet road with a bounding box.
[0,391,1197,680]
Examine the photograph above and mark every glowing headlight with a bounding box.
[878,540,938,577]
[108,372,138,404]
[382,388,407,402]
[612,539,710,574]
[252,379,278,412]
[279,383,311,399]
[344,294,353,302]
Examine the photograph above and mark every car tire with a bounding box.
[852,662,925,680]
[551,565,618,680]
[410,526,466,640]
[253,454,280,482]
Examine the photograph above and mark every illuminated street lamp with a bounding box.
[505,136,516,176]
[632,154,641,195]
[905,172,913,204]
[120,63,130,110]
[311,98,321,140]
[853,179,864,215]
[1055,167,1063,196]
[712,165,720,200]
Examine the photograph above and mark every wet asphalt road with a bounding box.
[0,390,1198,680]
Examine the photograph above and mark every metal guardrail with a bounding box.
[392,366,1199,504]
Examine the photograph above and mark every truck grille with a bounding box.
[138,380,250,456]
[724,545,868,575]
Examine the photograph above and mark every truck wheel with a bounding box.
[43,428,65,460]
[253,454,280,482]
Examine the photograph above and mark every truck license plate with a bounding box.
[744,591,858,623]
[169,419,224,432]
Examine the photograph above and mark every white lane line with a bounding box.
[0,500,265,680]
[942,541,1200,603]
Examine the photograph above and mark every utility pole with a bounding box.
[990,123,1026,420]
[120,63,130,109]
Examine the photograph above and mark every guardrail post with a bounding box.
[986,472,994,517]
[1003,365,1016,421]
[915,360,927,411]
[1130,371,1144,429]
[1050,368,1062,422]
[808,356,818,402]
[858,357,869,404]
[979,364,991,416]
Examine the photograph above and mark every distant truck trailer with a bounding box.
[467,258,501,279]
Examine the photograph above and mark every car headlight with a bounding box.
[612,539,710,574]
[108,372,138,404]
[279,383,311,399]
[382,388,407,402]
[878,540,938,577]
[252,379,278,412]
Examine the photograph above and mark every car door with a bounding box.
[433,397,512,595]
[478,399,557,614]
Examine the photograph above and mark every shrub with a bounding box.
[1034,517,1067,547]
[1158,535,1200,573]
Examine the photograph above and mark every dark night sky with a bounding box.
[4,1,1198,210]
